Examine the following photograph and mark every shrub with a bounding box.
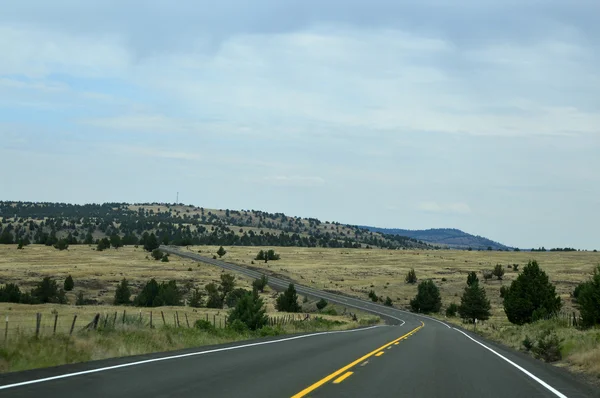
[134,279,182,307]
[302,295,309,303]
[384,296,393,307]
[114,279,131,305]
[499,286,508,299]
[205,283,223,308]
[275,283,301,312]
[493,264,505,280]
[532,330,562,362]
[446,303,459,317]
[513,264,520,272]
[228,290,268,330]
[213,255,217,260]
[503,260,561,325]
[143,233,159,252]
[410,280,441,314]
[321,307,338,316]
[368,290,378,302]
[0,283,22,303]
[405,269,417,284]
[161,255,169,262]
[53,239,69,251]
[225,288,250,308]
[522,335,534,352]
[194,319,214,331]
[574,265,600,328]
[316,298,328,310]
[75,291,86,306]
[258,326,282,337]
[33,277,67,304]
[482,270,493,282]
[64,275,74,291]
[441,278,447,282]
[228,319,249,333]
[151,249,164,261]
[252,274,268,293]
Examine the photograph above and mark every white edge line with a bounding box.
[453,328,567,398]
[0,325,383,391]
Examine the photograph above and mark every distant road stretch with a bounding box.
[0,246,596,397]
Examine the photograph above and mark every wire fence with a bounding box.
[1,310,311,341]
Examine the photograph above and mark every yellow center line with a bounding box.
[333,371,354,384]
[291,321,425,398]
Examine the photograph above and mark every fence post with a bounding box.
[122,310,126,324]
[53,313,59,335]
[219,318,222,328]
[213,314,216,328]
[161,311,166,326]
[4,315,8,342]
[173,313,176,327]
[139,310,142,323]
[150,311,153,329]
[35,313,42,338]
[224,318,227,328]
[113,312,117,326]
[206,314,208,322]
[176,312,180,328]
[103,313,108,329]
[69,315,77,336]
[92,314,100,330]
[184,313,190,328]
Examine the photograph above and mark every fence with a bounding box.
[2,310,311,341]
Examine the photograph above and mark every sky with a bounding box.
[1,1,599,249]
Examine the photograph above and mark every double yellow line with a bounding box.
[291,322,425,398]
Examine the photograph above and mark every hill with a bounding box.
[360,227,511,250]
[0,201,432,250]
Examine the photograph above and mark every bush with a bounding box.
[384,296,393,307]
[446,303,459,317]
[368,290,378,302]
[33,277,67,304]
[410,280,441,314]
[189,288,203,308]
[503,260,561,325]
[143,233,159,252]
[499,286,508,299]
[466,271,479,286]
[53,239,69,251]
[405,269,417,284]
[252,274,268,293]
[161,255,169,263]
[64,275,74,291]
[225,288,250,308]
[151,249,164,261]
[522,335,534,351]
[482,270,493,282]
[194,319,214,331]
[76,291,86,305]
[114,279,131,305]
[276,283,301,312]
[228,290,268,331]
[258,326,282,337]
[320,307,338,316]
[302,295,309,303]
[134,279,182,307]
[205,283,223,308]
[574,265,600,328]
[0,283,22,303]
[513,264,520,272]
[316,298,328,310]
[532,330,562,362]
[228,319,249,333]
[493,264,505,280]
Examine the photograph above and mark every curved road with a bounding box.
[0,247,596,397]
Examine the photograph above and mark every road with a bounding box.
[0,247,597,397]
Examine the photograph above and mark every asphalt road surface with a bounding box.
[0,246,597,397]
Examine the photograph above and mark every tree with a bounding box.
[446,303,459,317]
[316,298,328,310]
[252,274,268,293]
[189,288,204,308]
[64,275,74,291]
[368,290,378,302]
[219,273,236,299]
[110,234,123,249]
[143,233,159,252]
[458,282,491,324]
[225,288,250,308]
[84,233,94,245]
[76,291,86,305]
[97,237,110,251]
[134,279,160,307]
[574,265,600,328]
[410,280,441,313]
[0,283,22,303]
[114,279,131,305]
[217,246,227,258]
[466,271,479,286]
[54,239,69,251]
[255,250,265,261]
[276,283,301,312]
[151,249,164,260]
[205,283,223,308]
[32,277,67,304]
[134,279,181,307]
[405,268,417,284]
[384,296,393,307]
[503,260,562,325]
[493,264,505,280]
[0,230,14,244]
[228,290,268,331]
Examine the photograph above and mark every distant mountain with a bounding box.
[360,227,511,250]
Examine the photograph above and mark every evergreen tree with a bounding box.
[466,271,479,286]
[219,273,236,299]
[54,239,69,251]
[205,282,223,308]
[114,279,131,305]
[144,233,159,252]
[503,260,561,325]
[405,268,417,284]
[110,234,123,249]
[493,264,505,280]
[574,265,600,328]
[316,298,328,310]
[32,277,67,304]
[458,282,491,324]
[64,275,74,291]
[189,288,204,308]
[252,274,268,293]
[217,246,227,258]
[410,280,441,313]
[84,233,94,245]
[276,283,301,312]
[0,283,22,303]
[228,290,268,330]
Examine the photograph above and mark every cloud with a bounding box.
[418,202,471,215]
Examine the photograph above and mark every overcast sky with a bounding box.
[1,1,599,249]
